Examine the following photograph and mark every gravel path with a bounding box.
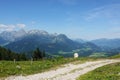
[4,59,120,80]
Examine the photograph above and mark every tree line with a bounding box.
[0,46,45,61]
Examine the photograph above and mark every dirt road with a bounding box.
[5,59,120,80]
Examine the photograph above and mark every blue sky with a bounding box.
[0,0,120,40]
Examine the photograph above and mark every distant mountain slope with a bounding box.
[0,37,8,45]
[5,33,83,54]
[0,29,107,57]
[74,39,86,43]
[91,38,120,49]
[1,29,100,56]
[0,29,27,42]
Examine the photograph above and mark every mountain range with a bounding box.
[0,29,120,57]
[91,38,120,49]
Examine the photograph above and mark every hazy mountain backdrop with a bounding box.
[0,29,120,57]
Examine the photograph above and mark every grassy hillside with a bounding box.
[77,62,120,80]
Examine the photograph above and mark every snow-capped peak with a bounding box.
[27,29,49,36]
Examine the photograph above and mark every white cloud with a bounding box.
[0,24,15,31]
[17,24,26,28]
[82,4,120,40]
[0,23,26,32]
[85,4,120,21]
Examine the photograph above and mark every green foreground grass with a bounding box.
[0,57,100,78]
[77,62,120,80]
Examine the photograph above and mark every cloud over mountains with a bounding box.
[0,23,26,32]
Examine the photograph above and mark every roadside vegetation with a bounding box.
[77,62,120,80]
[0,57,102,78]
[77,54,120,80]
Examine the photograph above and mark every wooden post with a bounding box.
[31,58,33,65]
[14,59,16,64]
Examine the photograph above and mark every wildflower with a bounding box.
[16,65,21,69]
